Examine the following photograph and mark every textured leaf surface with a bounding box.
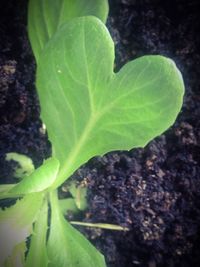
[0,193,44,266]
[7,158,59,195]
[47,191,106,267]
[25,200,49,267]
[37,17,184,188]
[28,0,109,61]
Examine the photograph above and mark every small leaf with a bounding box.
[28,0,109,61]
[59,198,78,214]
[36,17,184,188]
[0,193,44,266]
[47,191,106,267]
[5,153,35,179]
[7,158,59,195]
[25,199,49,267]
[68,183,87,210]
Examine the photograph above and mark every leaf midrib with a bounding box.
[54,113,99,187]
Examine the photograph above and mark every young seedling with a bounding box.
[0,0,184,266]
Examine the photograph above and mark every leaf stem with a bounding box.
[70,221,129,231]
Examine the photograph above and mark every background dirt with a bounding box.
[0,0,200,266]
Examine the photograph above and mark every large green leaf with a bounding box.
[28,0,109,62]
[47,191,106,267]
[0,193,44,266]
[36,16,184,188]
[25,199,49,267]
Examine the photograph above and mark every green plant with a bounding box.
[0,0,184,266]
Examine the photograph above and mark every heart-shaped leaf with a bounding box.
[28,0,109,62]
[36,16,184,188]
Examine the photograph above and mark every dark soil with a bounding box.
[0,0,51,183]
[0,0,200,267]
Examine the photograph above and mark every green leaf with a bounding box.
[25,199,49,267]
[68,183,87,210]
[5,152,35,179]
[7,158,59,195]
[36,16,184,188]
[0,193,44,266]
[47,191,106,267]
[59,198,79,214]
[0,184,15,194]
[28,0,109,62]
[0,185,21,200]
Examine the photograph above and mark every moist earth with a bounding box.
[0,0,200,266]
